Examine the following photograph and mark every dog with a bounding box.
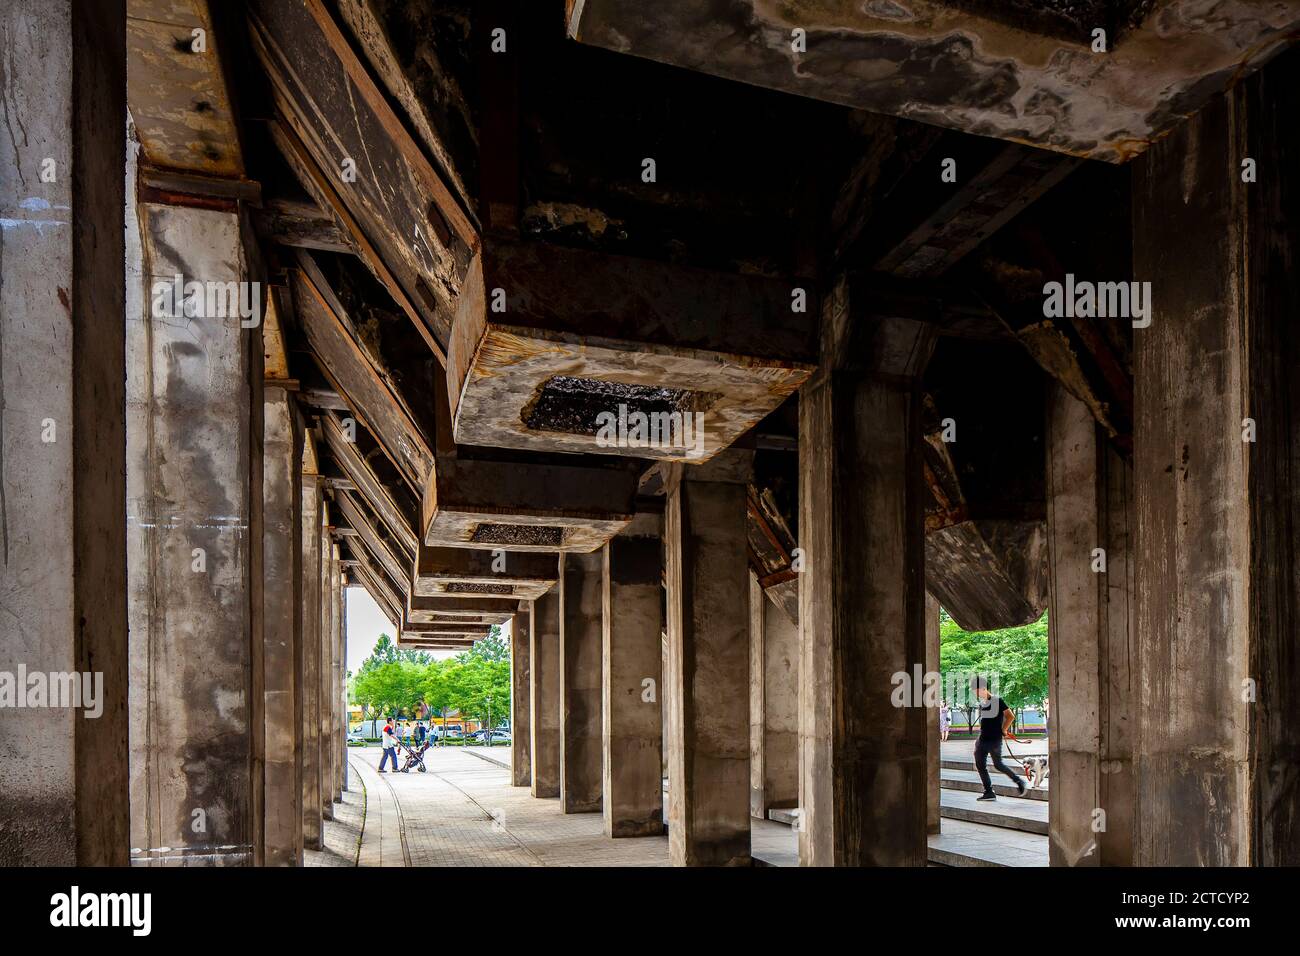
[1020,755,1050,790]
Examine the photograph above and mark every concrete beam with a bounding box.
[422,454,637,553]
[126,0,244,178]
[413,542,558,601]
[345,541,405,630]
[319,410,419,557]
[569,0,1300,163]
[449,236,815,461]
[291,258,433,494]
[249,0,475,354]
[0,0,128,865]
[333,491,411,600]
[409,595,528,614]
[664,450,754,865]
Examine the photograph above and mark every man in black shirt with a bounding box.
[970,677,1027,801]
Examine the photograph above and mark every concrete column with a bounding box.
[560,550,604,813]
[797,283,932,867]
[664,450,753,866]
[530,589,561,797]
[510,600,532,787]
[126,197,262,863]
[338,581,348,795]
[1045,384,1135,866]
[925,592,941,836]
[0,0,127,865]
[300,479,323,848]
[319,508,335,820]
[1131,55,1300,865]
[330,549,344,801]
[749,574,799,820]
[261,386,303,865]
[602,516,664,837]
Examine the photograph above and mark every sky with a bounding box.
[344,585,511,672]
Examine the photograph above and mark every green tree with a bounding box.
[940,609,1049,732]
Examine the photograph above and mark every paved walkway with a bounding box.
[315,744,1049,867]
[304,764,364,867]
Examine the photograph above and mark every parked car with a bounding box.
[346,729,366,746]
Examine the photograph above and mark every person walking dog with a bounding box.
[970,677,1027,801]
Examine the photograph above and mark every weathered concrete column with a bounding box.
[602,516,664,837]
[530,589,562,797]
[0,0,127,865]
[330,549,345,801]
[1131,55,1300,866]
[560,550,604,813]
[320,510,336,820]
[797,280,933,866]
[925,592,941,836]
[126,198,263,862]
[749,574,799,820]
[1045,384,1135,867]
[261,386,303,865]
[510,601,532,787]
[300,477,323,849]
[665,449,753,866]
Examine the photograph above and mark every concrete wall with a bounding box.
[0,0,128,865]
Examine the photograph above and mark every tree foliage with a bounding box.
[351,626,511,727]
[939,608,1048,730]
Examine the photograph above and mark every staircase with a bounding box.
[929,757,1050,867]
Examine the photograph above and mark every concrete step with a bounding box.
[940,788,1048,835]
[927,818,1049,867]
[767,808,799,826]
[941,767,1048,801]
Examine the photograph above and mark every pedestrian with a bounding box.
[970,677,1026,801]
[378,720,400,773]
[939,698,951,742]
[415,721,426,746]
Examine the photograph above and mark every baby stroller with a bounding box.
[397,738,431,773]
